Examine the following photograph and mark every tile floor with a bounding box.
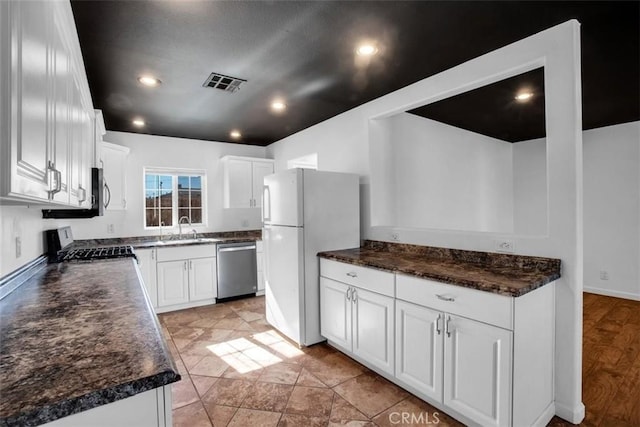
[158,296,463,427]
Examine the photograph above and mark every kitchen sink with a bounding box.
[137,237,223,248]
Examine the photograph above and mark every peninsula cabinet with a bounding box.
[0,0,95,207]
[319,258,556,427]
[320,261,396,376]
[221,156,274,209]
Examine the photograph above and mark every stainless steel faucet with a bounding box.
[178,216,191,239]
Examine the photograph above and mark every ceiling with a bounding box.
[71,1,639,146]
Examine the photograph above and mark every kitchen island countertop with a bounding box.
[318,240,561,297]
[0,258,180,427]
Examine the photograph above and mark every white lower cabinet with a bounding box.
[154,244,217,313]
[320,259,555,427]
[136,248,158,308]
[320,276,395,376]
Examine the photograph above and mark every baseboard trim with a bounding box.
[555,401,585,424]
[532,402,556,427]
[584,287,640,301]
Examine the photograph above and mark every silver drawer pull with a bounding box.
[446,315,452,338]
[346,272,357,278]
[436,294,455,302]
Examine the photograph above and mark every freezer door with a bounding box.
[264,225,305,345]
[263,169,303,227]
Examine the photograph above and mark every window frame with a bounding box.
[143,167,207,230]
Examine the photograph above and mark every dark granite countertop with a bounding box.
[318,240,561,297]
[0,259,180,427]
[72,230,261,250]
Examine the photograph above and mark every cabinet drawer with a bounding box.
[320,259,395,297]
[156,244,216,262]
[396,274,513,330]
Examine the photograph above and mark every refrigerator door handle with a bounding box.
[263,185,271,223]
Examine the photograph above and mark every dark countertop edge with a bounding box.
[317,251,560,298]
[0,371,180,427]
[0,255,48,301]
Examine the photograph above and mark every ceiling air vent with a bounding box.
[203,72,246,93]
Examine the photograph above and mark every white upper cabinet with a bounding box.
[0,0,94,207]
[101,142,130,210]
[222,156,274,209]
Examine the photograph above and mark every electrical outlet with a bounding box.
[390,232,400,241]
[15,237,21,258]
[599,270,609,280]
[495,239,514,253]
[107,224,115,234]
[241,219,249,228]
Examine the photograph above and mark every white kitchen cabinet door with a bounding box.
[352,286,395,376]
[136,249,158,308]
[101,142,130,210]
[188,257,217,301]
[320,277,352,351]
[225,158,252,208]
[3,1,54,203]
[444,315,512,427]
[251,160,274,208]
[395,300,443,403]
[157,260,190,307]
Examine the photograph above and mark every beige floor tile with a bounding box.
[171,376,200,409]
[240,381,294,412]
[191,374,218,397]
[330,395,369,422]
[304,351,367,387]
[258,362,302,384]
[296,368,328,388]
[284,385,334,418]
[227,408,282,427]
[172,401,212,427]
[222,364,264,381]
[202,403,238,427]
[278,413,328,426]
[333,371,409,418]
[190,354,230,377]
[201,377,254,407]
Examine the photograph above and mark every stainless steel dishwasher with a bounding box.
[216,242,257,300]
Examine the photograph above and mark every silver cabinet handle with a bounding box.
[436,294,455,302]
[183,261,187,271]
[436,313,442,335]
[78,186,86,203]
[122,199,126,208]
[352,288,357,303]
[346,272,357,278]
[104,181,111,208]
[346,287,352,301]
[151,249,155,260]
[446,315,452,338]
[47,161,62,199]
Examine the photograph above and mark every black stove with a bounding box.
[45,227,137,263]
[61,246,136,262]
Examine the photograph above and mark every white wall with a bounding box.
[269,21,584,422]
[583,122,640,300]
[513,137,547,235]
[0,131,268,276]
[388,113,514,233]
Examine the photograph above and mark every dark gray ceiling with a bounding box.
[71,1,639,146]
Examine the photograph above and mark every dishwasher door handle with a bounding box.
[218,245,256,253]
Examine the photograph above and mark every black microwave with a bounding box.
[42,168,108,219]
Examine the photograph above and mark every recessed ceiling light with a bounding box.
[230,130,242,139]
[356,43,378,56]
[132,119,145,127]
[515,92,534,102]
[137,75,161,87]
[271,100,287,112]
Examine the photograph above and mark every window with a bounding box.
[144,169,205,228]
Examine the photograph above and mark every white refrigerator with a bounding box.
[262,168,360,346]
